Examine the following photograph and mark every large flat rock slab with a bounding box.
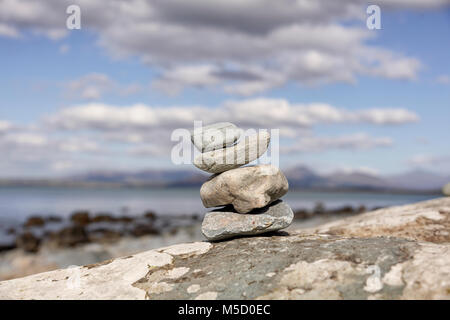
[132,235,449,300]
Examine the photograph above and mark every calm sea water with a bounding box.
[0,186,440,225]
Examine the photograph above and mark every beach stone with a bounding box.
[191,122,241,153]
[194,131,270,173]
[201,200,293,241]
[23,216,45,228]
[70,211,91,226]
[200,164,288,213]
[48,226,89,248]
[443,183,450,196]
[16,232,40,253]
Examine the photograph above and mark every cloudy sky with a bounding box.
[0,0,449,177]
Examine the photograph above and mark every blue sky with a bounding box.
[0,0,449,177]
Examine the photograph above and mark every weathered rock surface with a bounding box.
[296,197,450,244]
[1,198,449,300]
[201,164,288,213]
[201,200,293,241]
[191,122,242,152]
[193,131,270,173]
[443,183,450,196]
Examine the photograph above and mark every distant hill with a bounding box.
[322,171,387,190]
[283,167,390,191]
[0,168,208,188]
[70,169,208,187]
[285,166,447,193]
[283,166,325,188]
[385,169,450,191]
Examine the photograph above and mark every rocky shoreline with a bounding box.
[0,203,372,281]
[1,203,372,253]
[1,210,202,254]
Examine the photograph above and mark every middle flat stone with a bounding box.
[200,164,289,213]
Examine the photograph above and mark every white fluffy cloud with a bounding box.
[0,121,12,132]
[66,73,114,100]
[0,92,420,175]
[38,98,418,160]
[65,73,143,100]
[0,131,99,154]
[45,98,419,132]
[0,95,419,174]
[1,132,48,147]
[152,65,222,95]
[2,0,447,95]
[0,22,19,38]
[0,123,101,172]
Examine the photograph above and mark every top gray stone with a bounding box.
[194,131,270,173]
[191,122,242,153]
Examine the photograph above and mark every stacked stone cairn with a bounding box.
[191,122,293,241]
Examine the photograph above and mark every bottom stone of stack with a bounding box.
[201,200,293,241]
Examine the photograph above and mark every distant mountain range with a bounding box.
[284,166,448,192]
[69,169,207,187]
[0,166,447,193]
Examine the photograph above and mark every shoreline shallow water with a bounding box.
[0,187,440,251]
[0,186,439,221]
